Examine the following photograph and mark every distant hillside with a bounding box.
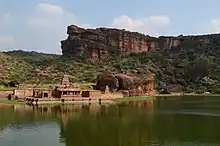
[0,52,32,83]
[59,24,220,93]
[1,46,220,94]
[1,50,106,85]
[4,50,60,66]
[2,25,220,93]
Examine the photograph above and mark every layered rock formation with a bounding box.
[95,73,155,96]
[61,25,220,61]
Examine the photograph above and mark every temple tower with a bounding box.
[60,73,70,86]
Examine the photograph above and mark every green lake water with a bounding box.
[1,96,220,146]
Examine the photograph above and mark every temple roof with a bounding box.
[57,87,81,91]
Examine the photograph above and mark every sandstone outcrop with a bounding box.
[61,25,220,61]
[115,74,142,90]
[96,73,119,92]
[95,73,155,95]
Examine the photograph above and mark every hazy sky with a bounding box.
[1,0,220,54]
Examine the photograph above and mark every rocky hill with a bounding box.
[1,25,220,93]
[0,52,32,83]
[61,25,220,61]
[1,50,105,85]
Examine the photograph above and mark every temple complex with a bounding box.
[12,72,155,100]
[13,73,102,99]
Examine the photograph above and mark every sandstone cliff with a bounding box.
[61,25,220,61]
[95,73,155,95]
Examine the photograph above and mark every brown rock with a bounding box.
[129,86,144,96]
[95,73,156,95]
[61,25,220,61]
[141,75,156,95]
[96,73,119,92]
[115,74,141,90]
[61,25,158,61]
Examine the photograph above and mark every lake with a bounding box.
[1,96,220,146]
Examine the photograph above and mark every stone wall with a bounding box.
[101,92,123,99]
[88,90,102,98]
[14,89,33,98]
[0,91,13,98]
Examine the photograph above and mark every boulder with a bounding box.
[133,76,143,88]
[96,73,119,92]
[115,74,142,90]
[95,73,154,92]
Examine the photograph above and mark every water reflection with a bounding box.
[0,97,220,146]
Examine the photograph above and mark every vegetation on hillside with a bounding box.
[0,52,32,86]
[1,41,220,94]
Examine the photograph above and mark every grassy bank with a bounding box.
[0,88,15,91]
[112,96,151,103]
[0,98,25,106]
[155,94,220,97]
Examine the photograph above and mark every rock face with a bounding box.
[61,25,220,61]
[95,73,155,95]
[96,73,119,92]
[115,74,142,90]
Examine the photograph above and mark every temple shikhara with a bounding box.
[12,72,156,100]
[54,74,81,98]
